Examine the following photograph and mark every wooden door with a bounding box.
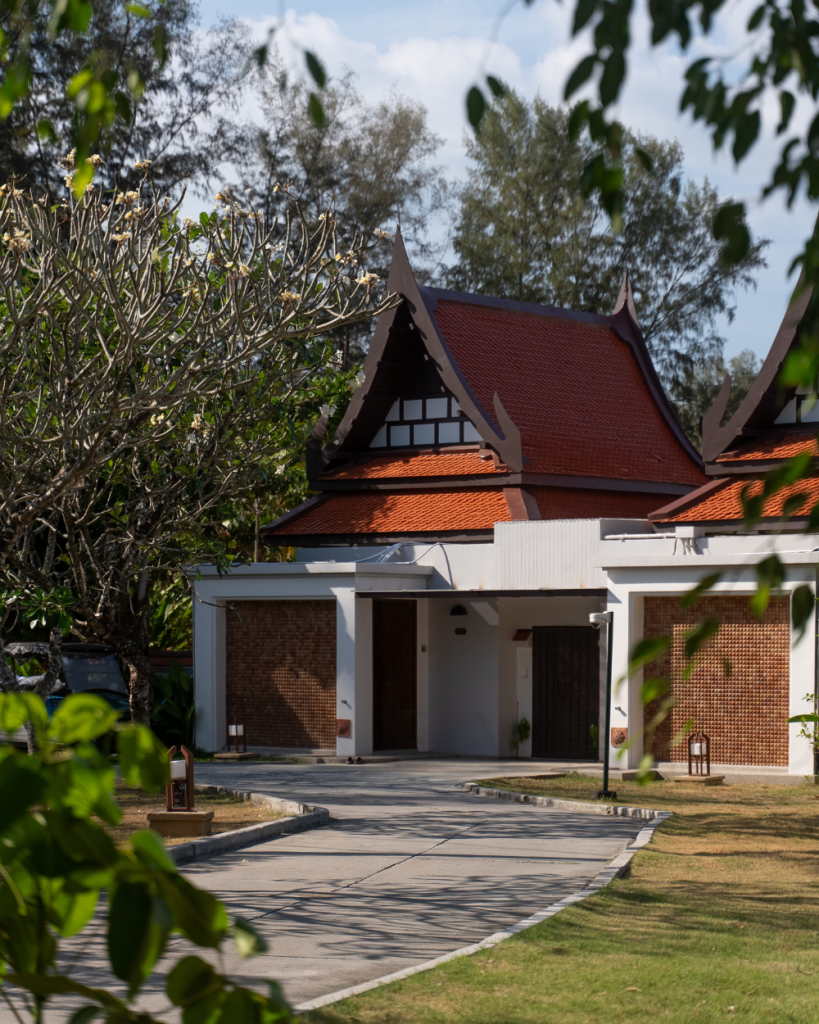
[532,626,599,759]
[372,599,417,750]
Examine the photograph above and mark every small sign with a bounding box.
[336,718,351,738]
[610,727,628,747]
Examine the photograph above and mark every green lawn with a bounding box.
[304,774,819,1024]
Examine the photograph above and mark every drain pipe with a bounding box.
[589,611,616,800]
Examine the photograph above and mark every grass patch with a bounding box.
[304,775,819,1024]
[108,780,286,847]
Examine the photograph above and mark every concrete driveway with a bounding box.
[180,759,641,1007]
[24,759,642,1021]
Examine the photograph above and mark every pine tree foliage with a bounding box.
[0,0,248,197]
[449,93,768,442]
[224,64,448,363]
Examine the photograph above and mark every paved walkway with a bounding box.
[15,759,642,1020]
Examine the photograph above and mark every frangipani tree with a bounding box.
[0,160,396,720]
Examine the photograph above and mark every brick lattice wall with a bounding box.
[643,596,790,766]
[225,600,336,749]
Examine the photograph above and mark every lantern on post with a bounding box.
[688,731,711,777]
[227,719,247,754]
[148,744,213,837]
[166,745,195,811]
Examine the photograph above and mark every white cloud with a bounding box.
[230,2,818,362]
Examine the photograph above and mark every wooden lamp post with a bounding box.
[166,745,195,811]
[147,744,214,838]
[687,731,711,777]
[674,729,724,785]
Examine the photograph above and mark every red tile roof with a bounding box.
[265,489,511,537]
[324,449,501,481]
[432,300,706,486]
[717,430,819,462]
[533,487,680,520]
[651,476,819,523]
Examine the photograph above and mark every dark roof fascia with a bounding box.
[356,588,607,599]
[265,530,495,546]
[312,472,696,496]
[317,230,525,473]
[408,289,524,472]
[306,300,404,481]
[647,477,729,522]
[702,276,814,463]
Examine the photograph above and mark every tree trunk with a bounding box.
[0,636,17,691]
[125,646,153,726]
[27,628,63,753]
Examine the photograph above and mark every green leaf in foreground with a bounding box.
[467,86,486,130]
[117,724,169,793]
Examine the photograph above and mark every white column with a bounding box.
[353,596,373,755]
[333,587,357,757]
[515,643,533,757]
[789,572,817,775]
[193,598,225,753]
[606,588,642,770]
[417,600,430,752]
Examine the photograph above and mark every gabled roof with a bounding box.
[701,275,815,464]
[307,230,704,488]
[266,232,707,545]
[651,262,819,527]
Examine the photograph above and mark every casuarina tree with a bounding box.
[448,93,767,444]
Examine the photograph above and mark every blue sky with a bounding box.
[197,0,816,366]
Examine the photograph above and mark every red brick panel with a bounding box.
[643,596,789,766]
[225,600,336,749]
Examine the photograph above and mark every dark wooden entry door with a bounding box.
[532,626,599,759]
[372,599,417,750]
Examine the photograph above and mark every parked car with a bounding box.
[0,643,130,747]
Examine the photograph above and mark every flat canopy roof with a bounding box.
[356,589,606,599]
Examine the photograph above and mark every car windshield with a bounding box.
[61,653,127,695]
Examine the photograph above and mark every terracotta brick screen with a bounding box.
[225,600,336,749]
[643,596,790,766]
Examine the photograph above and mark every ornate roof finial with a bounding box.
[613,268,639,327]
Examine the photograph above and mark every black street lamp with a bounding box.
[589,610,617,800]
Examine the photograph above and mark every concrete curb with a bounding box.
[294,806,672,1013]
[459,781,666,819]
[168,785,329,865]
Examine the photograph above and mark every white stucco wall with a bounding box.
[294,542,496,591]
[427,598,499,755]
